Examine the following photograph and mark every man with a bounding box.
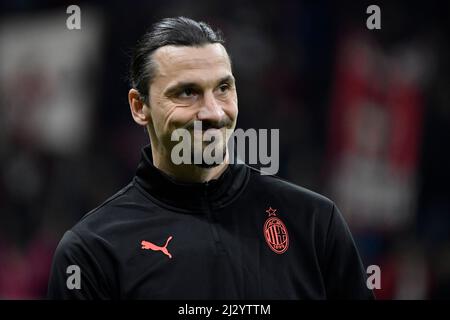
[48,17,374,299]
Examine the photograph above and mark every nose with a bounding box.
[197,91,225,123]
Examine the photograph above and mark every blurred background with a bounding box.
[0,0,449,299]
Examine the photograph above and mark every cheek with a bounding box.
[147,104,166,136]
[225,98,238,123]
[147,99,174,142]
[161,106,197,134]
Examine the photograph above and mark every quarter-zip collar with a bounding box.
[134,145,249,212]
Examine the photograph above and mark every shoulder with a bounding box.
[50,182,143,279]
[244,164,335,212]
[66,181,154,241]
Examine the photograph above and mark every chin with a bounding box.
[191,145,227,168]
[193,162,222,169]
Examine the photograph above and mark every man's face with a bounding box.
[146,43,238,166]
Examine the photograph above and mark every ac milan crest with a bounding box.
[263,207,289,254]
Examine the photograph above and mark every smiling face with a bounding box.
[142,43,238,167]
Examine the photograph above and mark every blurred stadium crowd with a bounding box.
[0,0,449,299]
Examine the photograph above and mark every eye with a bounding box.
[179,87,196,98]
[218,84,230,93]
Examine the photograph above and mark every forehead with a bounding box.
[152,43,232,84]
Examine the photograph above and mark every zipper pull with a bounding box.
[203,181,209,197]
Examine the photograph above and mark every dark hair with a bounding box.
[129,17,225,104]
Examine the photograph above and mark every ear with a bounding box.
[128,89,150,126]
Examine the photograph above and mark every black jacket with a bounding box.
[48,145,374,299]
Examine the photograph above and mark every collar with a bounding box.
[134,145,249,212]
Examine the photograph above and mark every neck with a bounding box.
[151,148,230,183]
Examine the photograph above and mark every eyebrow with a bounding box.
[164,75,235,97]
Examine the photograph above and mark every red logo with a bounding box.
[141,236,173,259]
[263,207,289,254]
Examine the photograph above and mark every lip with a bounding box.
[192,127,222,133]
[204,128,221,133]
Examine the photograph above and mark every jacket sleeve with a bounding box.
[322,204,375,299]
[47,230,111,299]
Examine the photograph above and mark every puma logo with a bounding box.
[141,236,173,259]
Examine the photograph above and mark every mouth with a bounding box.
[197,127,225,139]
[192,126,224,134]
[185,119,231,131]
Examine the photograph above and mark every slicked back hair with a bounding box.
[129,17,225,104]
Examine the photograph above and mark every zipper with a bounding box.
[204,181,244,297]
[203,182,224,254]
